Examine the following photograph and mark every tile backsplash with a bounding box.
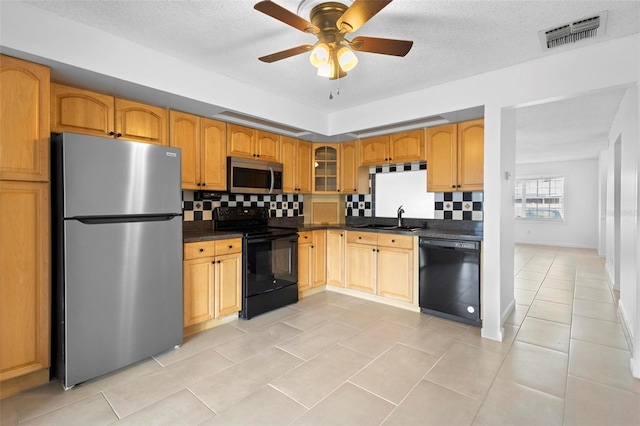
[345,162,483,221]
[182,191,303,221]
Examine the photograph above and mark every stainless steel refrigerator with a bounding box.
[51,133,183,389]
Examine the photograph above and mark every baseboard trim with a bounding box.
[1,368,50,399]
[513,240,598,250]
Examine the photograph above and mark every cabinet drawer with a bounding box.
[215,238,242,255]
[184,241,217,260]
[298,231,312,242]
[377,234,414,250]
[346,231,377,245]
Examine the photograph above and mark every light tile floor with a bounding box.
[2,245,639,425]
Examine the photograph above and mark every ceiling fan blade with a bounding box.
[337,0,393,33]
[351,36,413,56]
[254,1,319,34]
[258,44,314,63]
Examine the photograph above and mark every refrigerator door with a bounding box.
[62,216,183,388]
[59,133,181,217]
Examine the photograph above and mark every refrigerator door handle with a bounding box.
[71,213,181,225]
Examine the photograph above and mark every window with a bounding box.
[514,177,564,221]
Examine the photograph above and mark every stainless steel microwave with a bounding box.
[227,157,283,195]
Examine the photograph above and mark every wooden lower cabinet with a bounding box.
[345,231,414,302]
[183,257,215,326]
[298,231,326,292]
[0,181,50,384]
[326,230,345,287]
[183,239,242,331]
[345,241,376,294]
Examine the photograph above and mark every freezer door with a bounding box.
[59,133,181,217]
[62,216,182,388]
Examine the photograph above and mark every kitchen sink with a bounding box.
[393,225,422,231]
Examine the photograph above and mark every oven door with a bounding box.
[244,233,298,297]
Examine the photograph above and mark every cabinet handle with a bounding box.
[457,185,461,188]
[304,236,308,239]
[340,234,343,237]
[108,131,115,136]
[199,248,204,252]
[228,245,233,249]
[202,183,206,187]
[391,239,395,243]
[311,245,314,249]
[377,249,380,252]
[372,248,376,252]
[116,133,122,137]
[257,154,260,158]
[358,236,362,239]
[197,183,201,186]
[211,261,215,264]
[353,188,356,191]
[452,185,456,188]
[217,260,221,264]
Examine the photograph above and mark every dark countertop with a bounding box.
[183,221,483,243]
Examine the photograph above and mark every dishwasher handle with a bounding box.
[419,238,479,251]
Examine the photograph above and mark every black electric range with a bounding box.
[214,207,299,319]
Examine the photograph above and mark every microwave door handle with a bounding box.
[268,166,274,194]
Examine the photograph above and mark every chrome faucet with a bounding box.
[397,205,405,227]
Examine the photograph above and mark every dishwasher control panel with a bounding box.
[419,238,479,251]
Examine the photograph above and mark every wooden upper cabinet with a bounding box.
[115,98,168,146]
[426,124,457,192]
[390,129,425,163]
[0,55,50,182]
[340,141,359,195]
[312,144,339,193]
[170,110,200,189]
[50,83,114,137]
[359,135,389,166]
[282,137,312,194]
[169,112,226,191]
[227,124,256,159]
[426,120,484,192]
[256,130,280,162]
[281,136,297,193]
[200,118,227,191]
[297,140,312,193]
[457,119,484,191]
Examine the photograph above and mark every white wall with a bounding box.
[605,86,639,377]
[514,159,599,249]
[598,152,607,256]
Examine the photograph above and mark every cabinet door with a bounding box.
[183,257,215,327]
[359,135,389,166]
[426,124,457,192]
[281,136,298,193]
[340,141,359,194]
[115,98,168,146]
[0,181,50,380]
[390,129,425,163]
[298,241,312,291]
[227,124,255,159]
[201,118,227,191]
[377,247,413,302]
[256,130,280,162]
[215,253,242,317]
[297,140,313,194]
[326,230,345,287]
[0,55,50,182]
[313,144,339,193]
[312,231,327,287]
[50,83,115,138]
[457,119,484,191]
[345,243,376,294]
[169,110,200,190]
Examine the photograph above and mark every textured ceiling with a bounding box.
[19,0,640,163]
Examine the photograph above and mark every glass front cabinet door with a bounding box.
[313,144,339,193]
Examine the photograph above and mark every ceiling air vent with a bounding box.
[539,11,608,49]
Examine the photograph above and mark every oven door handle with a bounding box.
[246,234,298,244]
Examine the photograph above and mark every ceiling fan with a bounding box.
[254,0,413,79]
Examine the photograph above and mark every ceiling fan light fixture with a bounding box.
[337,45,358,72]
[309,43,330,68]
[317,59,334,77]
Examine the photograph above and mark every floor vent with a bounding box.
[539,11,608,49]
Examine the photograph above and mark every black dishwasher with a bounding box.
[419,238,481,326]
